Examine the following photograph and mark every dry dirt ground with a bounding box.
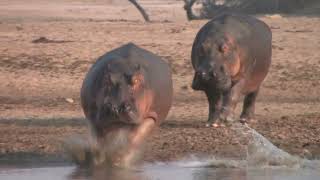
[0,0,320,164]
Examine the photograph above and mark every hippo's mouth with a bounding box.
[115,104,140,124]
[216,77,232,90]
[123,110,139,124]
[192,74,231,91]
[97,103,140,125]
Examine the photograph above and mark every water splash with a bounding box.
[238,123,320,169]
[63,123,320,170]
[240,124,301,168]
[171,155,246,168]
[174,123,320,170]
[63,127,139,167]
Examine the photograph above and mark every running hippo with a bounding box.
[191,13,272,127]
[80,43,173,166]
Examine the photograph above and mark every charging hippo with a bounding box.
[191,13,272,127]
[80,43,173,166]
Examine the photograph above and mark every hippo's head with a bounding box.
[97,61,146,124]
[192,34,241,91]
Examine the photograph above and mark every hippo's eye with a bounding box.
[131,78,141,88]
[218,44,229,54]
[133,79,139,84]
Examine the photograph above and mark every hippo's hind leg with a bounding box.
[240,89,259,123]
[205,91,222,127]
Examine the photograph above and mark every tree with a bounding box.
[183,0,199,20]
[128,0,150,22]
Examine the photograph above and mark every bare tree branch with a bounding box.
[183,0,200,20]
[128,0,150,22]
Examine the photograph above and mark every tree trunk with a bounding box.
[183,0,199,20]
[128,0,150,22]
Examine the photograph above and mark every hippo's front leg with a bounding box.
[117,118,155,168]
[205,90,222,127]
[219,80,245,124]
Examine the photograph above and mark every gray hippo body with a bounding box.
[80,43,173,166]
[191,13,272,126]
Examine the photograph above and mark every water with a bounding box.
[1,123,319,179]
[62,123,320,169]
[0,163,319,180]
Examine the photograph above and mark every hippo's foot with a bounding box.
[239,114,254,124]
[205,121,221,128]
[239,117,249,124]
[217,110,235,125]
[205,115,234,128]
[205,116,222,128]
[113,158,131,169]
[219,115,234,124]
[114,154,133,168]
[205,121,229,128]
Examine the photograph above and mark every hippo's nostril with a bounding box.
[202,71,214,81]
[112,106,119,114]
[118,104,124,113]
[201,72,207,78]
[196,70,213,81]
[118,103,131,113]
[220,66,225,73]
[212,71,217,78]
[125,104,131,111]
[105,102,111,107]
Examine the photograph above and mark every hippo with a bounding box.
[80,43,173,167]
[191,13,272,127]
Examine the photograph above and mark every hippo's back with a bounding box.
[216,13,271,62]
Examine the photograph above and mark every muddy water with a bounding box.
[0,163,320,180]
[1,123,320,180]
